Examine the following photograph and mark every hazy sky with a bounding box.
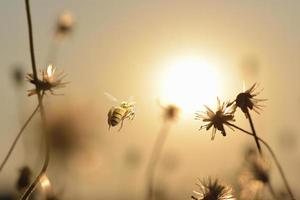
[0,1,300,199]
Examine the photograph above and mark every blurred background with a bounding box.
[0,0,299,199]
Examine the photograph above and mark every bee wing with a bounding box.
[127,96,136,104]
[127,96,134,101]
[104,92,118,103]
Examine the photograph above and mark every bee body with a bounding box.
[107,101,135,130]
[108,107,126,126]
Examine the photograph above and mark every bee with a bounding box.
[105,92,136,131]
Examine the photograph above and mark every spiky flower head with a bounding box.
[195,98,235,140]
[234,83,265,115]
[191,178,235,200]
[26,64,68,96]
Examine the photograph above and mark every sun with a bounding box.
[159,55,221,117]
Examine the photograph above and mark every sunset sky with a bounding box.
[0,1,299,199]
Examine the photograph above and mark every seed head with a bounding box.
[239,154,270,199]
[235,83,266,115]
[162,104,180,122]
[26,64,68,96]
[16,166,32,191]
[55,11,74,37]
[247,155,270,184]
[195,98,235,140]
[191,178,235,200]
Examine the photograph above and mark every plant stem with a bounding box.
[246,109,262,155]
[145,122,171,200]
[22,0,50,199]
[25,0,37,81]
[267,182,278,200]
[226,122,295,200]
[46,38,59,65]
[21,135,49,200]
[0,104,40,173]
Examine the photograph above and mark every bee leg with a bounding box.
[130,113,135,120]
[118,119,124,131]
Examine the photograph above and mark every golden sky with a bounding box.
[0,1,299,199]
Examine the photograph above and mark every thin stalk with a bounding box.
[0,104,40,173]
[46,38,59,65]
[145,122,171,200]
[21,135,49,200]
[226,122,295,200]
[22,0,50,199]
[246,109,262,155]
[267,182,278,200]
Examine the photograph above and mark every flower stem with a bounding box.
[226,122,295,200]
[46,38,59,65]
[21,0,50,199]
[25,0,37,81]
[145,122,171,200]
[0,104,39,173]
[246,109,262,155]
[267,182,279,200]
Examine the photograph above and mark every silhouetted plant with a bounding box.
[233,83,266,154]
[26,64,68,96]
[47,11,74,65]
[20,1,69,199]
[191,178,235,200]
[16,166,32,192]
[195,96,295,200]
[195,98,235,140]
[239,151,278,199]
[145,104,180,200]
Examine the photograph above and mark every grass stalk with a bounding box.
[246,109,262,155]
[226,122,295,200]
[0,104,40,173]
[145,122,171,200]
[21,0,50,199]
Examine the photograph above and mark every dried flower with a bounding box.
[191,178,235,200]
[234,83,265,115]
[16,166,32,191]
[239,154,271,199]
[195,98,235,140]
[11,65,24,86]
[55,11,74,37]
[247,155,270,184]
[26,64,68,96]
[162,104,180,121]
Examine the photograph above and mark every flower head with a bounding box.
[239,153,271,199]
[55,11,74,37]
[191,178,235,200]
[16,166,32,191]
[162,104,180,121]
[26,64,68,96]
[234,83,265,115]
[246,154,270,184]
[195,98,235,140]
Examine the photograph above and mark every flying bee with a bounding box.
[105,92,136,131]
